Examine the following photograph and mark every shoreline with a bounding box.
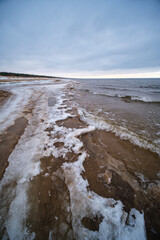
[0,78,159,239]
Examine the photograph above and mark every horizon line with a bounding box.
[1,71,160,79]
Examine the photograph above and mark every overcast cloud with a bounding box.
[0,0,160,77]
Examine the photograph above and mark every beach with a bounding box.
[0,77,160,240]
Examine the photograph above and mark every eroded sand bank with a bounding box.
[0,78,159,240]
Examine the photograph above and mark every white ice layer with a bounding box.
[0,79,147,239]
[0,90,48,239]
[63,155,146,240]
[0,76,10,79]
[42,91,146,239]
[0,78,57,87]
[0,82,68,239]
[0,87,33,132]
[0,80,68,133]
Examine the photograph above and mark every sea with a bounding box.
[75,78,160,156]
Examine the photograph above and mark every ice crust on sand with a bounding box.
[0,82,68,239]
[0,78,62,87]
[43,90,146,240]
[0,79,147,239]
[0,87,33,132]
[0,89,49,239]
[0,80,67,132]
[62,150,146,240]
[43,91,95,158]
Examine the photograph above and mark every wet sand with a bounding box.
[28,99,159,239]
[81,130,160,240]
[0,117,28,180]
[0,79,159,239]
[0,90,11,106]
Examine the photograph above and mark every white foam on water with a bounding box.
[77,107,160,156]
[131,95,159,103]
[85,89,160,103]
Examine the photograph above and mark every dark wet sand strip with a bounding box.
[0,90,11,106]
[0,117,28,180]
[80,130,160,240]
[27,154,75,240]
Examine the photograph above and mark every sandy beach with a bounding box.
[0,77,159,240]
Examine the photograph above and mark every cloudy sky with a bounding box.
[0,0,160,77]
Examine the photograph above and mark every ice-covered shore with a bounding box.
[0,78,147,240]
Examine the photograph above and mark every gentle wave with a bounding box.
[83,89,160,103]
[121,95,160,103]
[140,85,160,89]
[99,86,141,92]
[99,86,160,94]
[78,107,160,156]
[99,86,127,91]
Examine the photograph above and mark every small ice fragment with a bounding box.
[49,230,55,240]
[97,109,102,113]
[48,191,51,197]
[157,172,160,178]
[19,178,27,184]
[44,173,49,177]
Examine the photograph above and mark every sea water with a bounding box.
[75,78,160,156]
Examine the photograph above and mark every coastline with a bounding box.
[0,77,159,239]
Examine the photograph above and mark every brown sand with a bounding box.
[0,90,38,180]
[0,117,28,180]
[0,88,159,240]
[26,100,160,240]
[80,130,160,240]
[26,106,85,240]
[0,90,11,106]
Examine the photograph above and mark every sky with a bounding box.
[0,0,160,78]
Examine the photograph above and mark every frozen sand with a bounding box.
[0,77,158,239]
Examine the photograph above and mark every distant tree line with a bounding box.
[0,72,55,78]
